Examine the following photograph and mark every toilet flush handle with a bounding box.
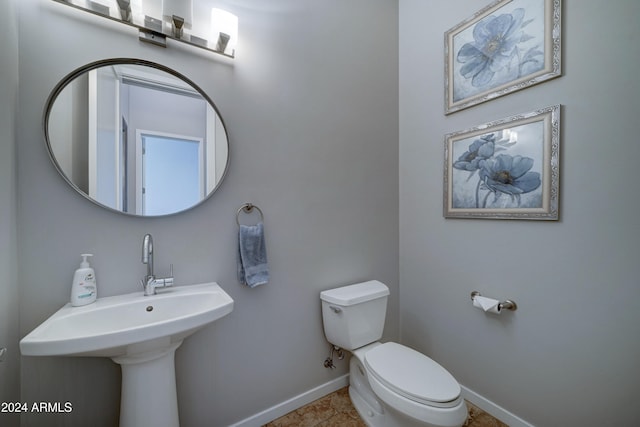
[329,305,342,314]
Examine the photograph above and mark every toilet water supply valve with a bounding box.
[323,344,344,369]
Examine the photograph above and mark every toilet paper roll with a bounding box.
[473,295,501,314]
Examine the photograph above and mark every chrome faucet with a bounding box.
[141,234,174,296]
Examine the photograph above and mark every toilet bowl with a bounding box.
[321,281,468,427]
[351,342,467,427]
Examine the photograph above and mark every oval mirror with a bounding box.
[44,58,229,217]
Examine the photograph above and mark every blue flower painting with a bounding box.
[450,122,544,210]
[446,0,560,113]
[457,8,532,89]
[445,105,560,220]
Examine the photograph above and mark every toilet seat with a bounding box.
[364,342,461,408]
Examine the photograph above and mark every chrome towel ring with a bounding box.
[236,203,264,225]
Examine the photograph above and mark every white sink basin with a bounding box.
[20,282,233,358]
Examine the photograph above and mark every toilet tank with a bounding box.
[320,280,390,350]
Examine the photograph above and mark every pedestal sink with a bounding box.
[20,282,234,427]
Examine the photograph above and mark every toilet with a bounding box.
[320,280,468,427]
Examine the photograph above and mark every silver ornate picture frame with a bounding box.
[445,0,562,114]
[444,105,560,220]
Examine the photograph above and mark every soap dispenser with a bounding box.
[70,254,97,306]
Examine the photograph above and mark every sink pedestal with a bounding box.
[113,341,183,427]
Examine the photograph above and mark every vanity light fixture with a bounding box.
[171,15,185,38]
[115,0,132,21]
[51,0,236,58]
[162,0,192,38]
[211,8,238,57]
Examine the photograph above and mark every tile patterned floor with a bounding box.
[264,387,508,427]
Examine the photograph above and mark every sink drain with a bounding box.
[146,306,154,312]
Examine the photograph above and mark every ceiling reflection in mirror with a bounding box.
[45,59,229,217]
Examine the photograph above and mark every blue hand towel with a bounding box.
[237,222,269,287]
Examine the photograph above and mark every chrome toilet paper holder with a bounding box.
[471,291,518,311]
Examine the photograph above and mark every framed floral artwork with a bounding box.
[443,105,560,220]
[445,0,562,114]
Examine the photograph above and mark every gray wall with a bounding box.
[399,1,640,425]
[16,0,398,426]
[0,0,20,425]
[12,1,636,426]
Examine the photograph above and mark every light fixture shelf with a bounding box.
[52,0,235,58]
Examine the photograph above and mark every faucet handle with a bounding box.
[163,264,174,287]
[154,264,174,289]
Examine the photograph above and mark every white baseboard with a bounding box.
[461,385,535,427]
[229,376,533,427]
[229,374,350,427]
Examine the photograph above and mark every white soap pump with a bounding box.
[70,254,97,306]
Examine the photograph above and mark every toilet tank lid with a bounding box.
[320,280,390,306]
